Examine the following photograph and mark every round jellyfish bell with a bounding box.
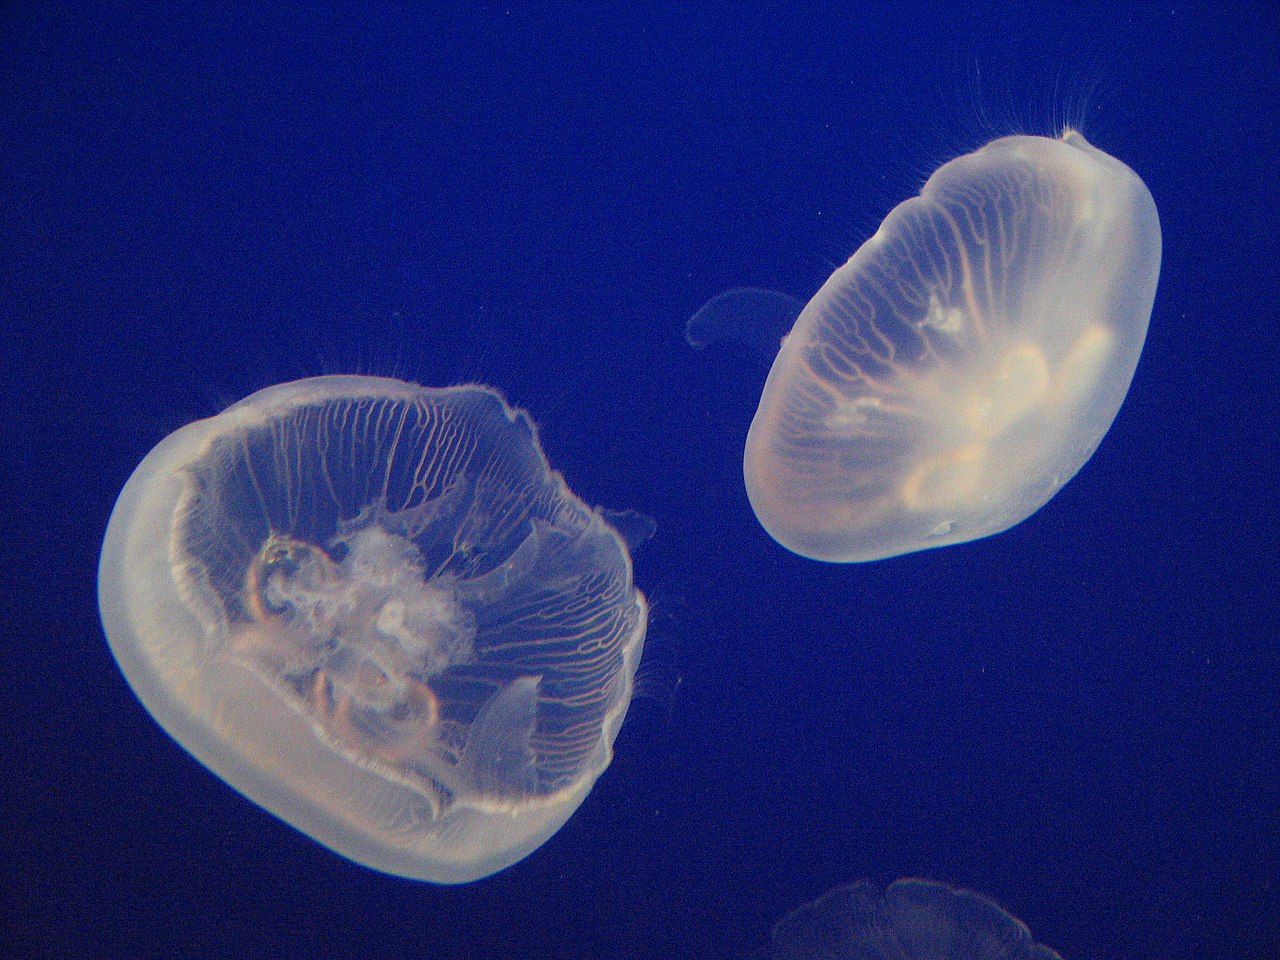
[759,878,1064,960]
[743,131,1161,562]
[98,375,647,883]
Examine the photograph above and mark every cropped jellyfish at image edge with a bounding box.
[758,878,1064,960]
[97,375,648,883]
[734,131,1161,563]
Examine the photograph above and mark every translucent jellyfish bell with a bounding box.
[741,131,1161,562]
[98,376,647,883]
[760,878,1063,960]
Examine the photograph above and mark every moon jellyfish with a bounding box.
[98,375,647,883]
[686,286,807,362]
[743,131,1161,562]
[759,878,1063,960]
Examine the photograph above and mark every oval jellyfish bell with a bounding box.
[745,131,1161,562]
[98,375,647,883]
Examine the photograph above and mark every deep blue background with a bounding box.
[2,3,1277,959]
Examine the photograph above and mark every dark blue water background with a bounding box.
[2,4,1277,959]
